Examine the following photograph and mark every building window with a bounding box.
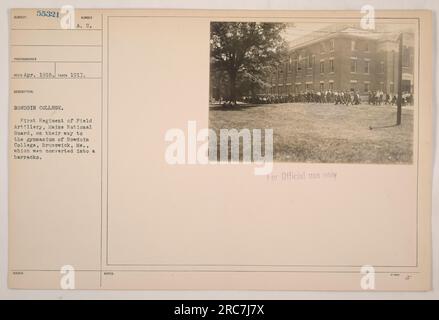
[350,59,357,73]
[329,39,335,51]
[306,83,312,91]
[320,82,324,91]
[365,41,369,52]
[364,83,370,92]
[308,55,313,68]
[351,40,356,51]
[328,82,334,90]
[350,80,357,91]
[390,83,395,93]
[320,43,326,53]
[380,61,385,73]
[320,61,325,73]
[329,59,334,72]
[364,60,370,74]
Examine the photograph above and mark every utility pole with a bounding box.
[396,32,403,125]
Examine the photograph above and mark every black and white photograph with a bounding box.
[3,4,436,299]
[209,21,416,163]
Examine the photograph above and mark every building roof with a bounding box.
[287,24,412,51]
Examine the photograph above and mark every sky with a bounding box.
[283,23,333,43]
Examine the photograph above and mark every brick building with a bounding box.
[264,25,415,97]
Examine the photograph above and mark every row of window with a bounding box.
[320,60,335,73]
[320,39,369,53]
[275,58,385,79]
[293,56,333,72]
[286,39,372,73]
[350,40,370,52]
[271,82,336,94]
[279,57,335,75]
[288,44,411,73]
[270,82,335,94]
[350,59,385,73]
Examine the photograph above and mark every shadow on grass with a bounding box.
[369,123,400,130]
[209,104,267,111]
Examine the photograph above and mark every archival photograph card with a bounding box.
[8,9,432,290]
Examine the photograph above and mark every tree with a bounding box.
[210,22,287,104]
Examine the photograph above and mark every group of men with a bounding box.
[242,90,362,105]
[367,90,414,106]
[214,90,414,107]
[238,90,414,106]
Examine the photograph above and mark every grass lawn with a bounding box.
[209,103,414,163]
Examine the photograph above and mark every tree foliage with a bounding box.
[210,22,287,103]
